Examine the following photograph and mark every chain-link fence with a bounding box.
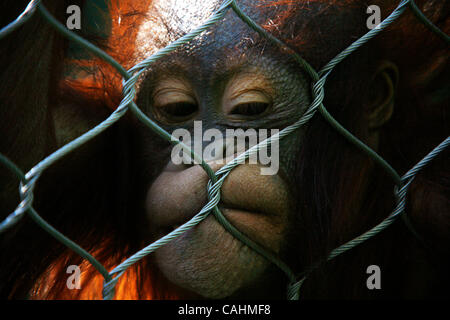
[0,0,448,300]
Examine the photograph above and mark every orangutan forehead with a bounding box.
[132,0,354,63]
[134,0,222,61]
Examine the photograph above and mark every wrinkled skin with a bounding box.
[0,0,448,300]
[136,16,307,299]
[134,0,399,298]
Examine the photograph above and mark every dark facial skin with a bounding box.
[132,1,391,298]
[136,34,308,300]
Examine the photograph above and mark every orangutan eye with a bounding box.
[222,72,274,120]
[230,102,270,117]
[152,79,198,123]
[157,102,198,121]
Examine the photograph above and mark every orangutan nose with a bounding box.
[145,135,290,235]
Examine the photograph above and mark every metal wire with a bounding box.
[0,0,448,300]
[0,0,40,39]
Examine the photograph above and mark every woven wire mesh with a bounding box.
[0,0,448,300]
